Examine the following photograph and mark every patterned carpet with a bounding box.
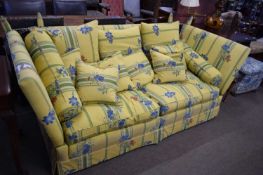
[0,86,262,175]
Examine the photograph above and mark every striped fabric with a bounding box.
[143,71,220,115]
[61,49,82,86]
[121,51,154,87]
[141,21,180,50]
[6,30,64,147]
[0,16,12,33]
[25,30,82,122]
[57,97,220,175]
[159,96,222,140]
[62,90,159,145]
[47,20,100,63]
[180,24,251,94]
[98,53,135,92]
[150,50,187,83]
[76,61,119,104]
[98,26,142,59]
[98,24,140,30]
[183,48,223,87]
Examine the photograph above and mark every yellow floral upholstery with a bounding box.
[62,103,134,145]
[150,49,187,83]
[118,90,160,122]
[65,118,160,163]
[5,22,248,175]
[141,21,180,50]
[76,61,119,104]
[143,71,220,115]
[61,49,81,85]
[62,90,159,145]
[98,53,135,92]
[180,24,251,94]
[121,51,154,88]
[6,30,64,147]
[47,20,99,63]
[98,24,140,30]
[183,48,223,87]
[98,26,142,59]
[25,30,82,122]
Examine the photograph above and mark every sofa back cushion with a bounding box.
[6,30,64,146]
[76,61,119,104]
[98,26,142,59]
[25,30,82,122]
[98,53,135,92]
[141,21,180,50]
[150,50,187,83]
[180,24,251,94]
[47,20,100,63]
[121,51,154,88]
[61,48,82,86]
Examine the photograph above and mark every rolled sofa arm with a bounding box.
[6,30,64,147]
[180,24,251,95]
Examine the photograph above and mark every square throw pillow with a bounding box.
[47,20,99,63]
[25,30,82,122]
[76,60,119,104]
[183,49,222,87]
[141,21,180,50]
[150,50,187,83]
[121,51,154,88]
[98,26,142,59]
[98,53,135,92]
[61,48,81,85]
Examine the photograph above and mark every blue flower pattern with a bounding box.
[120,133,130,142]
[69,94,79,106]
[171,39,177,45]
[105,32,113,43]
[153,24,160,36]
[127,47,133,55]
[164,91,175,98]
[168,60,177,67]
[107,109,114,120]
[222,44,231,53]
[160,106,169,114]
[160,118,166,127]
[57,67,68,77]
[190,52,199,59]
[151,110,159,118]
[82,144,91,154]
[80,26,92,34]
[118,119,126,128]
[42,110,55,125]
[65,120,72,128]
[94,75,105,82]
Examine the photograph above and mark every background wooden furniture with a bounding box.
[0,55,27,175]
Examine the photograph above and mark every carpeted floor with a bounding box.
[0,86,263,175]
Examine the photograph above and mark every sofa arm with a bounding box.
[183,48,222,87]
[6,30,64,147]
[180,24,251,95]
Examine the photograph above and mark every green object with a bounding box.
[0,16,12,33]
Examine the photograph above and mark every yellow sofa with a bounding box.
[3,20,250,175]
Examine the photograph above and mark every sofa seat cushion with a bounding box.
[143,71,220,115]
[118,90,160,122]
[62,90,159,145]
[62,102,134,145]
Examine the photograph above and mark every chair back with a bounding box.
[3,0,46,15]
[53,0,87,15]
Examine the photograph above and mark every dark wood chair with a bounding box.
[53,0,109,16]
[3,0,46,15]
